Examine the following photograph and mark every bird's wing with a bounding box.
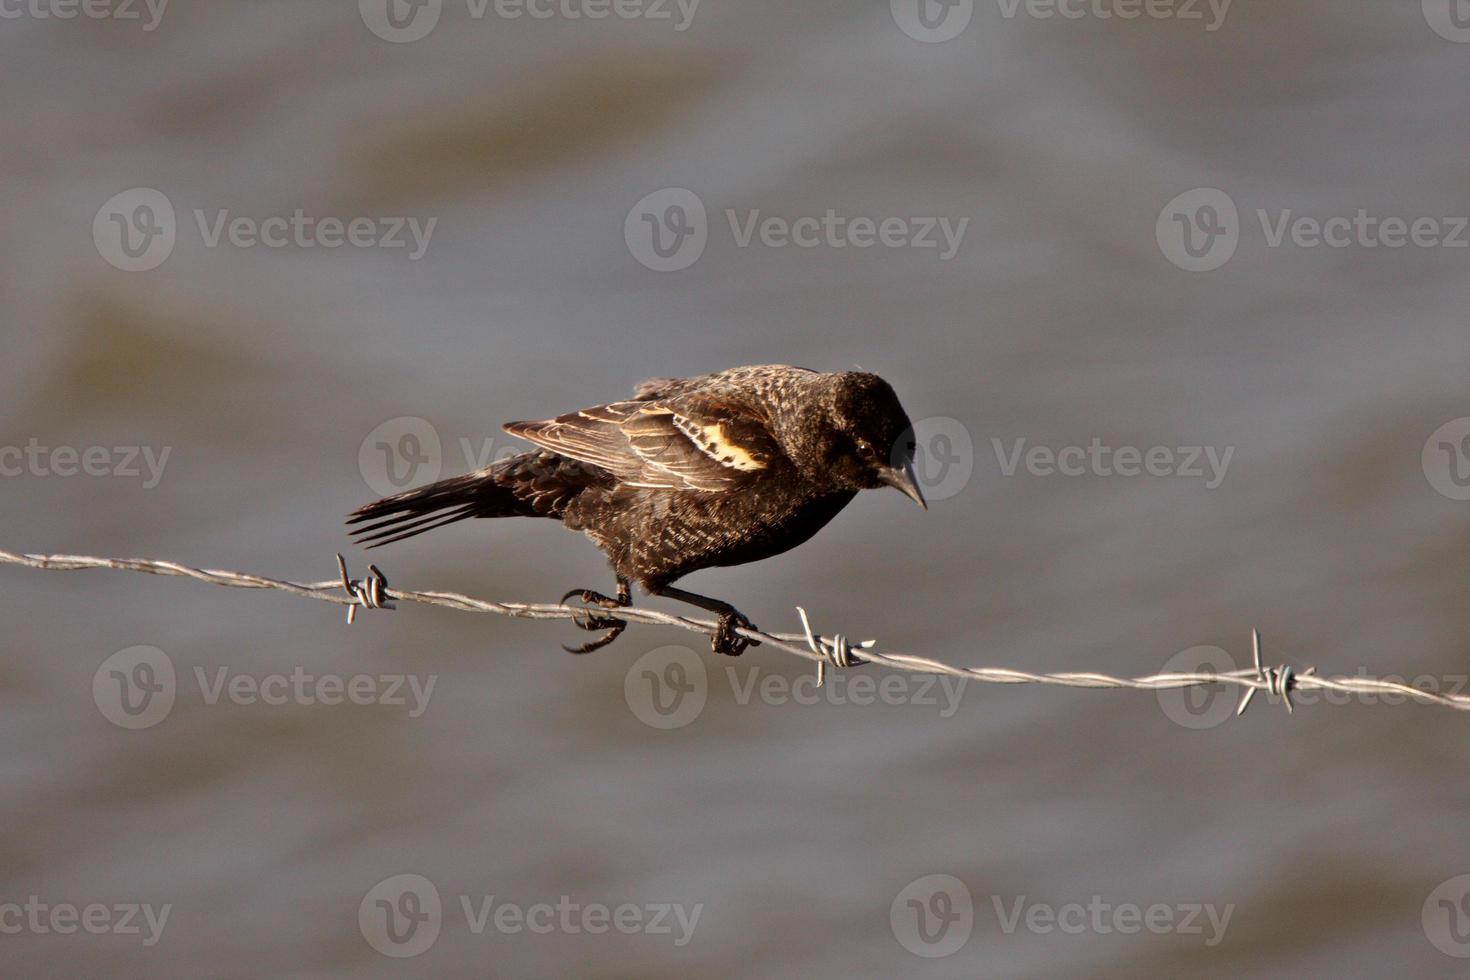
[631,376,686,400]
[503,394,779,491]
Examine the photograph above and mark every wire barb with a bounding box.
[797,606,875,687]
[1235,628,1316,716]
[2,546,1468,716]
[335,553,394,624]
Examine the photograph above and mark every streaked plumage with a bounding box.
[347,365,926,654]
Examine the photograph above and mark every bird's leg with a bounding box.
[651,585,762,656]
[560,579,631,654]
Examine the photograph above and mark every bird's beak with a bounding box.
[880,462,927,510]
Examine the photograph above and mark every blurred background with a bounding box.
[4,0,1470,975]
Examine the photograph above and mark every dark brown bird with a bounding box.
[346,365,926,654]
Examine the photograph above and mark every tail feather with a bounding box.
[346,450,593,549]
[350,503,480,548]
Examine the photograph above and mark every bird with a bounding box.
[346,365,927,655]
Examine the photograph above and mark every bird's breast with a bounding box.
[584,485,855,586]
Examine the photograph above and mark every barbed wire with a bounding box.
[3,547,1468,715]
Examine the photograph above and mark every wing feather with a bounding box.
[503,394,779,492]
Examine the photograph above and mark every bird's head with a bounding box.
[788,371,927,508]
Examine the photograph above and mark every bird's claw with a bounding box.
[561,586,630,654]
[560,587,625,609]
[562,621,626,654]
[712,609,761,656]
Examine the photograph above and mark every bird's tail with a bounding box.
[346,451,565,548]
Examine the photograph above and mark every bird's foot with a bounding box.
[561,588,627,610]
[712,609,761,656]
[561,587,630,654]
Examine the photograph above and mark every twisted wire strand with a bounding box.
[3,547,1468,714]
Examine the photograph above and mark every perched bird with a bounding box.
[347,365,926,654]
